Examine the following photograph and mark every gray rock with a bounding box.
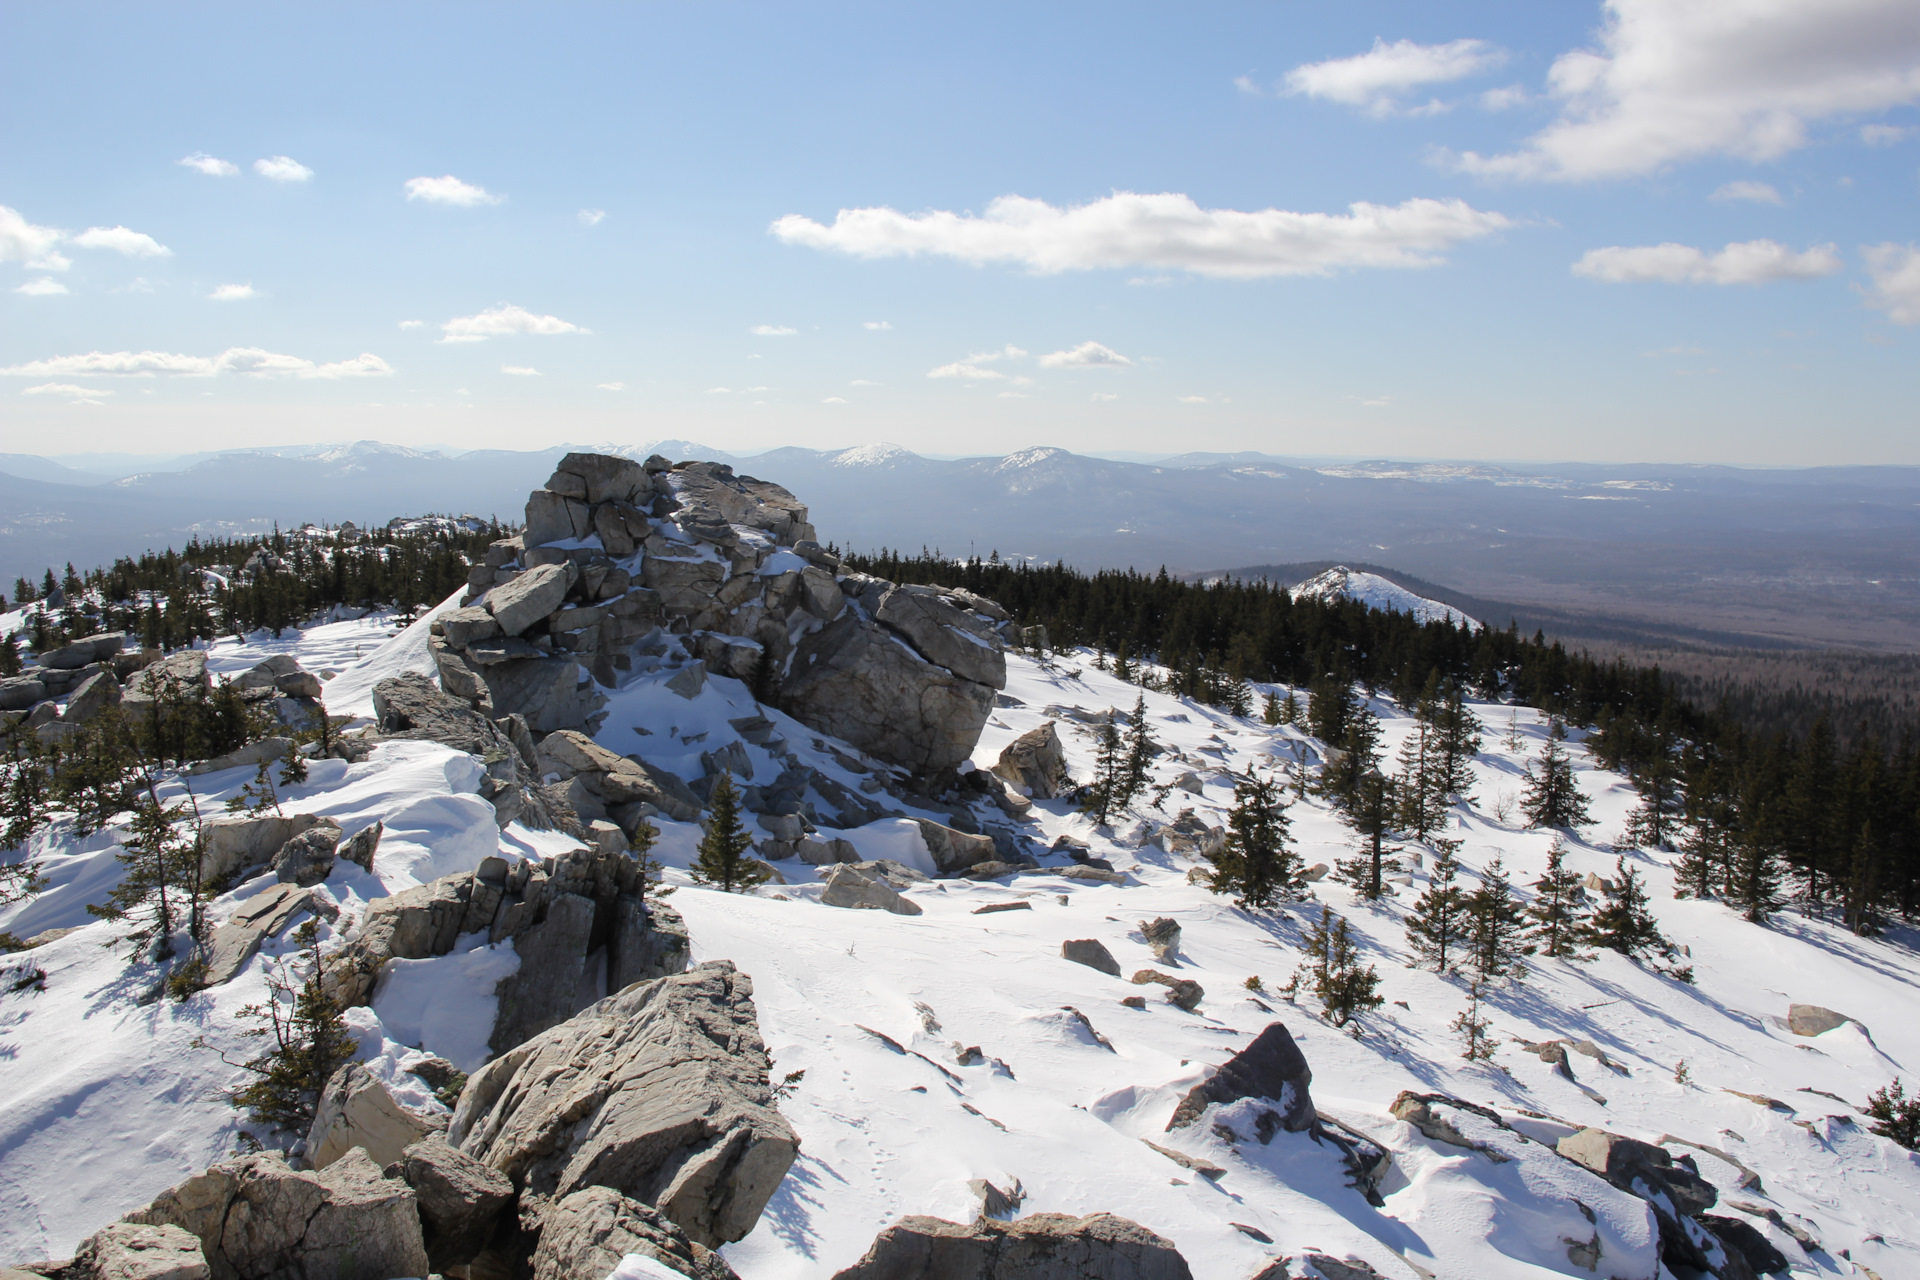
[440,606,502,649]
[1696,1214,1790,1278]
[307,1063,440,1172]
[539,729,703,822]
[1556,1128,1717,1217]
[1139,918,1181,964]
[992,722,1071,800]
[553,451,657,506]
[828,1212,1193,1280]
[234,655,301,691]
[0,677,48,712]
[1154,810,1224,857]
[525,489,595,548]
[489,892,598,1055]
[197,812,326,886]
[915,819,998,876]
[1166,1022,1313,1136]
[531,1186,739,1280]
[26,700,58,729]
[780,614,997,775]
[372,672,558,828]
[126,1148,429,1280]
[69,1223,208,1280]
[609,897,691,994]
[873,585,1007,689]
[669,462,814,544]
[34,631,127,671]
[274,671,323,700]
[1173,771,1204,796]
[122,651,210,712]
[270,823,343,887]
[477,655,603,735]
[386,1137,515,1272]
[757,812,806,842]
[799,566,844,620]
[451,961,798,1249]
[339,821,382,872]
[643,555,730,619]
[63,670,121,723]
[820,864,924,916]
[488,563,573,636]
[796,837,859,866]
[1061,939,1122,977]
[666,660,709,700]
[201,883,321,986]
[1787,1003,1851,1036]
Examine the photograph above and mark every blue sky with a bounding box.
[3,1,1918,464]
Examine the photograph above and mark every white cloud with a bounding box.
[578,208,606,226]
[405,175,500,206]
[750,324,797,336]
[928,345,1027,380]
[1449,0,1920,181]
[822,396,848,404]
[1711,180,1784,204]
[996,391,1029,399]
[209,283,256,301]
[14,277,68,296]
[1039,341,1131,369]
[1090,392,1119,402]
[22,383,110,397]
[0,348,393,378]
[1572,238,1842,284]
[1862,243,1920,323]
[863,320,892,330]
[1178,395,1211,404]
[399,319,425,329]
[1862,123,1912,145]
[1,207,64,267]
[501,365,541,376]
[254,156,313,182]
[70,225,171,257]
[1481,85,1530,111]
[1285,38,1507,115]
[773,191,1511,279]
[441,304,587,342]
[597,381,626,391]
[179,153,238,177]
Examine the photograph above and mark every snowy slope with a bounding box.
[2,624,1916,1276]
[1294,567,1479,631]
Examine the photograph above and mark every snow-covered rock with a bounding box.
[1293,566,1478,630]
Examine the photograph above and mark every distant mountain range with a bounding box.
[4,440,1919,651]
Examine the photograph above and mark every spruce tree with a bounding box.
[1278,689,1301,725]
[1079,719,1126,825]
[1453,982,1496,1061]
[1585,857,1665,955]
[214,920,358,1145]
[1520,720,1593,830]
[1320,705,1382,809]
[1336,770,1399,899]
[1299,905,1383,1027]
[1405,841,1467,973]
[1120,695,1154,808]
[0,634,18,677]
[1433,684,1483,803]
[86,790,200,960]
[1726,829,1785,924]
[1208,772,1297,909]
[1865,1078,1920,1150]
[1394,717,1448,840]
[691,773,767,893]
[1465,855,1531,984]
[1306,671,1357,746]
[1526,836,1587,957]
[1262,691,1283,726]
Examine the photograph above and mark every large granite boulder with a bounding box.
[370,672,558,828]
[1166,1022,1315,1137]
[306,1064,440,1172]
[386,1137,516,1273]
[993,722,1071,799]
[450,961,797,1249]
[531,1186,739,1280]
[125,1149,428,1280]
[197,813,327,886]
[68,1223,208,1280]
[830,1213,1192,1280]
[121,651,210,713]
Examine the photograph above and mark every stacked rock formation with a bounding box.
[431,452,1012,775]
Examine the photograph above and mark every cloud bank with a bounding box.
[1285,38,1506,115]
[0,349,394,379]
[1572,239,1842,284]
[1863,243,1920,324]
[441,305,586,342]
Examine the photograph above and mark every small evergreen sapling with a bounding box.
[1453,983,1496,1061]
[1336,770,1399,899]
[211,919,357,1147]
[1584,857,1665,956]
[1865,1078,1920,1150]
[1079,720,1126,826]
[1405,841,1467,973]
[1208,771,1297,909]
[1298,905,1383,1027]
[86,790,200,961]
[1526,837,1587,958]
[690,773,768,893]
[1520,720,1593,831]
[1465,855,1531,985]
[1261,692,1283,726]
[1727,829,1785,924]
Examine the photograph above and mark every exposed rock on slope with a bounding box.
[830,1213,1193,1280]
[450,960,798,1249]
[532,1187,740,1280]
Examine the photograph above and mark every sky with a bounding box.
[2,0,1919,465]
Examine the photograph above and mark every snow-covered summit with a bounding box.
[1295,565,1479,630]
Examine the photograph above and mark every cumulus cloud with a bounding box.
[3,207,172,273]
[209,283,256,301]
[179,153,238,177]
[751,324,797,336]
[578,208,606,226]
[0,348,393,379]
[1481,85,1530,111]
[822,396,848,404]
[1285,38,1507,115]
[928,345,1028,380]
[0,207,66,268]
[501,365,541,376]
[399,319,425,329]
[441,304,587,342]
[1038,341,1131,369]
[14,277,68,296]
[22,383,111,398]
[1862,243,1920,323]
[1712,180,1784,204]
[405,175,501,206]
[1862,123,1912,145]
[71,225,171,257]
[1448,0,1920,180]
[774,191,1511,279]
[254,156,313,182]
[1572,238,1842,284]
[864,320,893,330]
[597,381,626,391]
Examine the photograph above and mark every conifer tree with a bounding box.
[1120,695,1154,808]
[1453,982,1496,1061]
[1520,720,1593,830]
[86,789,200,960]
[1079,719,1126,825]
[1262,691,1283,726]
[1394,716,1448,840]
[1336,770,1399,899]
[1299,905,1383,1027]
[0,634,18,677]
[1208,772,1297,909]
[1433,684,1483,803]
[1278,689,1300,725]
[1405,841,1467,973]
[691,773,767,893]
[1320,705,1382,809]
[1620,753,1683,852]
[213,919,357,1145]
[1112,644,1134,684]
[1585,857,1665,955]
[1526,837,1587,957]
[1726,828,1785,923]
[1865,1078,1920,1150]
[1,722,51,856]
[1465,855,1531,984]
[1306,671,1357,746]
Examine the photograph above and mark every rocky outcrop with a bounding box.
[1167,1022,1314,1137]
[1555,1128,1729,1275]
[200,883,332,987]
[1060,939,1122,977]
[269,824,342,887]
[830,1213,1193,1280]
[371,672,560,829]
[125,1149,429,1280]
[993,723,1071,799]
[820,864,923,916]
[1153,810,1225,858]
[69,1224,208,1280]
[914,819,999,875]
[1787,1003,1851,1036]
[531,1187,740,1280]
[386,1137,516,1273]
[306,1064,440,1172]
[327,847,689,1048]
[538,729,704,825]
[450,961,797,1249]
[121,651,210,715]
